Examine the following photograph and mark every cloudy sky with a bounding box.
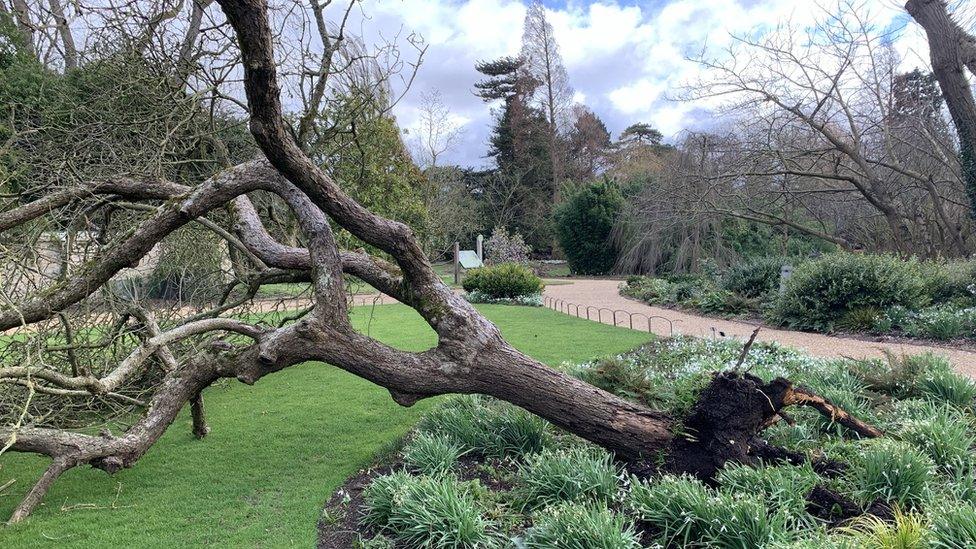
[348,0,936,168]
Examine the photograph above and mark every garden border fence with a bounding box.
[542,296,679,336]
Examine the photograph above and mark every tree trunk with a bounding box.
[907,0,976,217]
[10,0,34,56]
[47,0,77,69]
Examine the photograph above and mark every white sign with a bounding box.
[458,250,483,269]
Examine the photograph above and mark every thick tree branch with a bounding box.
[0,161,276,331]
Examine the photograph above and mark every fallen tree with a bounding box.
[0,0,879,525]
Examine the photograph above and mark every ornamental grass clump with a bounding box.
[851,442,934,509]
[716,463,822,530]
[929,502,976,549]
[363,473,495,548]
[523,502,641,549]
[402,432,468,476]
[838,507,929,549]
[516,445,620,510]
[918,370,976,407]
[361,471,414,529]
[626,474,787,547]
[418,396,551,458]
[897,406,975,475]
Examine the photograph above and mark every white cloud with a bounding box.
[608,79,667,115]
[361,0,933,166]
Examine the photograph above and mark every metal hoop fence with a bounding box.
[542,296,678,336]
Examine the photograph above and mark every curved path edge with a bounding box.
[544,278,976,377]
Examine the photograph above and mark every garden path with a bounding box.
[543,278,976,376]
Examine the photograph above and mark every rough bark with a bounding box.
[190,392,210,439]
[907,0,976,217]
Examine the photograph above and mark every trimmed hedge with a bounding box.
[462,263,544,299]
[554,180,623,275]
[767,253,929,331]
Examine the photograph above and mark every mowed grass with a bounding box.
[0,304,650,548]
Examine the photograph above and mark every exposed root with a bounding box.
[666,371,880,480]
[805,485,894,527]
[782,386,883,438]
[748,438,847,477]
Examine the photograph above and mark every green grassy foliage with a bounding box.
[0,304,649,547]
[348,333,974,548]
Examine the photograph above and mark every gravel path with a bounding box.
[544,278,976,377]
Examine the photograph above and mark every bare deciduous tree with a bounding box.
[520,0,573,191]
[410,89,464,170]
[678,1,972,257]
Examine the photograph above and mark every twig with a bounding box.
[735,327,762,373]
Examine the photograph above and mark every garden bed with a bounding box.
[319,336,976,547]
[621,253,976,345]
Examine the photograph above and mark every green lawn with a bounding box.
[0,304,650,548]
[255,263,574,298]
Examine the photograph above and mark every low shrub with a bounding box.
[721,255,788,298]
[523,503,641,549]
[622,275,758,315]
[767,253,928,332]
[689,289,756,315]
[419,396,551,458]
[620,276,676,305]
[921,258,976,307]
[851,442,933,509]
[667,274,716,302]
[464,290,543,307]
[403,433,467,476]
[462,263,543,300]
[627,474,787,547]
[516,446,620,509]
